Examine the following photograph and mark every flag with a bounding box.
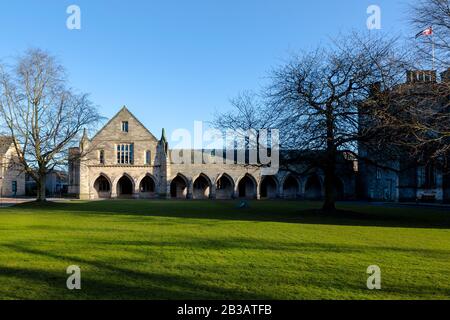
[415,26,433,38]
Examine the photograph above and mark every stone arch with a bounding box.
[216,173,235,199]
[237,174,257,199]
[304,174,322,200]
[93,174,112,199]
[192,173,212,199]
[139,174,156,198]
[170,174,189,199]
[259,176,279,199]
[117,173,135,198]
[334,177,345,201]
[282,175,300,199]
[444,172,450,204]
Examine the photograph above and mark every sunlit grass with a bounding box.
[0,200,449,300]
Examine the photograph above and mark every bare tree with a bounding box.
[211,91,280,150]
[0,49,102,201]
[268,33,410,211]
[212,91,281,133]
[376,77,450,160]
[213,33,407,212]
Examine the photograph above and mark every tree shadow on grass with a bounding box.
[0,243,274,300]
[84,237,450,261]
[2,242,449,300]
[13,200,450,230]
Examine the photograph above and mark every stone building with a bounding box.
[68,107,356,200]
[0,136,25,197]
[25,170,68,197]
[358,69,450,203]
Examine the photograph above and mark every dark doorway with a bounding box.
[238,181,246,198]
[140,176,155,193]
[216,175,234,199]
[117,176,133,196]
[238,175,256,199]
[193,175,211,199]
[170,175,187,199]
[305,175,322,200]
[334,178,345,201]
[260,176,277,199]
[94,175,111,199]
[444,172,450,204]
[283,176,299,199]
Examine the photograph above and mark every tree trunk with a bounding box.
[36,173,47,202]
[323,104,336,212]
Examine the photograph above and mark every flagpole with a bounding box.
[432,31,435,70]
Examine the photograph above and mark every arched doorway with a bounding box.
[139,175,156,198]
[216,174,234,199]
[260,176,278,199]
[170,175,188,199]
[238,174,257,199]
[117,175,134,197]
[283,175,299,199]
[193,174,211,199]
[94,175,111,199]
[305,175,322,200]
[334,178,345,201]
[443,172,450,204]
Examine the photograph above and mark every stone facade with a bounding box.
[0,137,25,197]
[358,154,449,203]
[358,69,450,203]
[25,170,68,196]
[69,107,356,200]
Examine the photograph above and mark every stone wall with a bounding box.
[0,146,25,197]
[70,107,357,201]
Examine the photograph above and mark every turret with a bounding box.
[159,128,169,155]
[157,128,170,198]
[78,128,90,200]
[80,128,90,153]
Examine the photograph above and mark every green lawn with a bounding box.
[0,200,449,300]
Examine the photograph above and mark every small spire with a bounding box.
[81,128,88,140]
[80,128,90,151]
[160,128,168,154]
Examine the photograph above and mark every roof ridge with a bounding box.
[90,106,158,142]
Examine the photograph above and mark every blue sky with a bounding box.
[0,0,413,143]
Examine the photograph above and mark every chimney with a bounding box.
[406,70,437,84]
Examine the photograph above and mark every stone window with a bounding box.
[376,168,382,180]
[419,164,436,189]
[117,144,134,164]
[121,121,129,132]
[99,150,105,164]
[145,150,151,165]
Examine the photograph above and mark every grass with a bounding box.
[0,200,449,300]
